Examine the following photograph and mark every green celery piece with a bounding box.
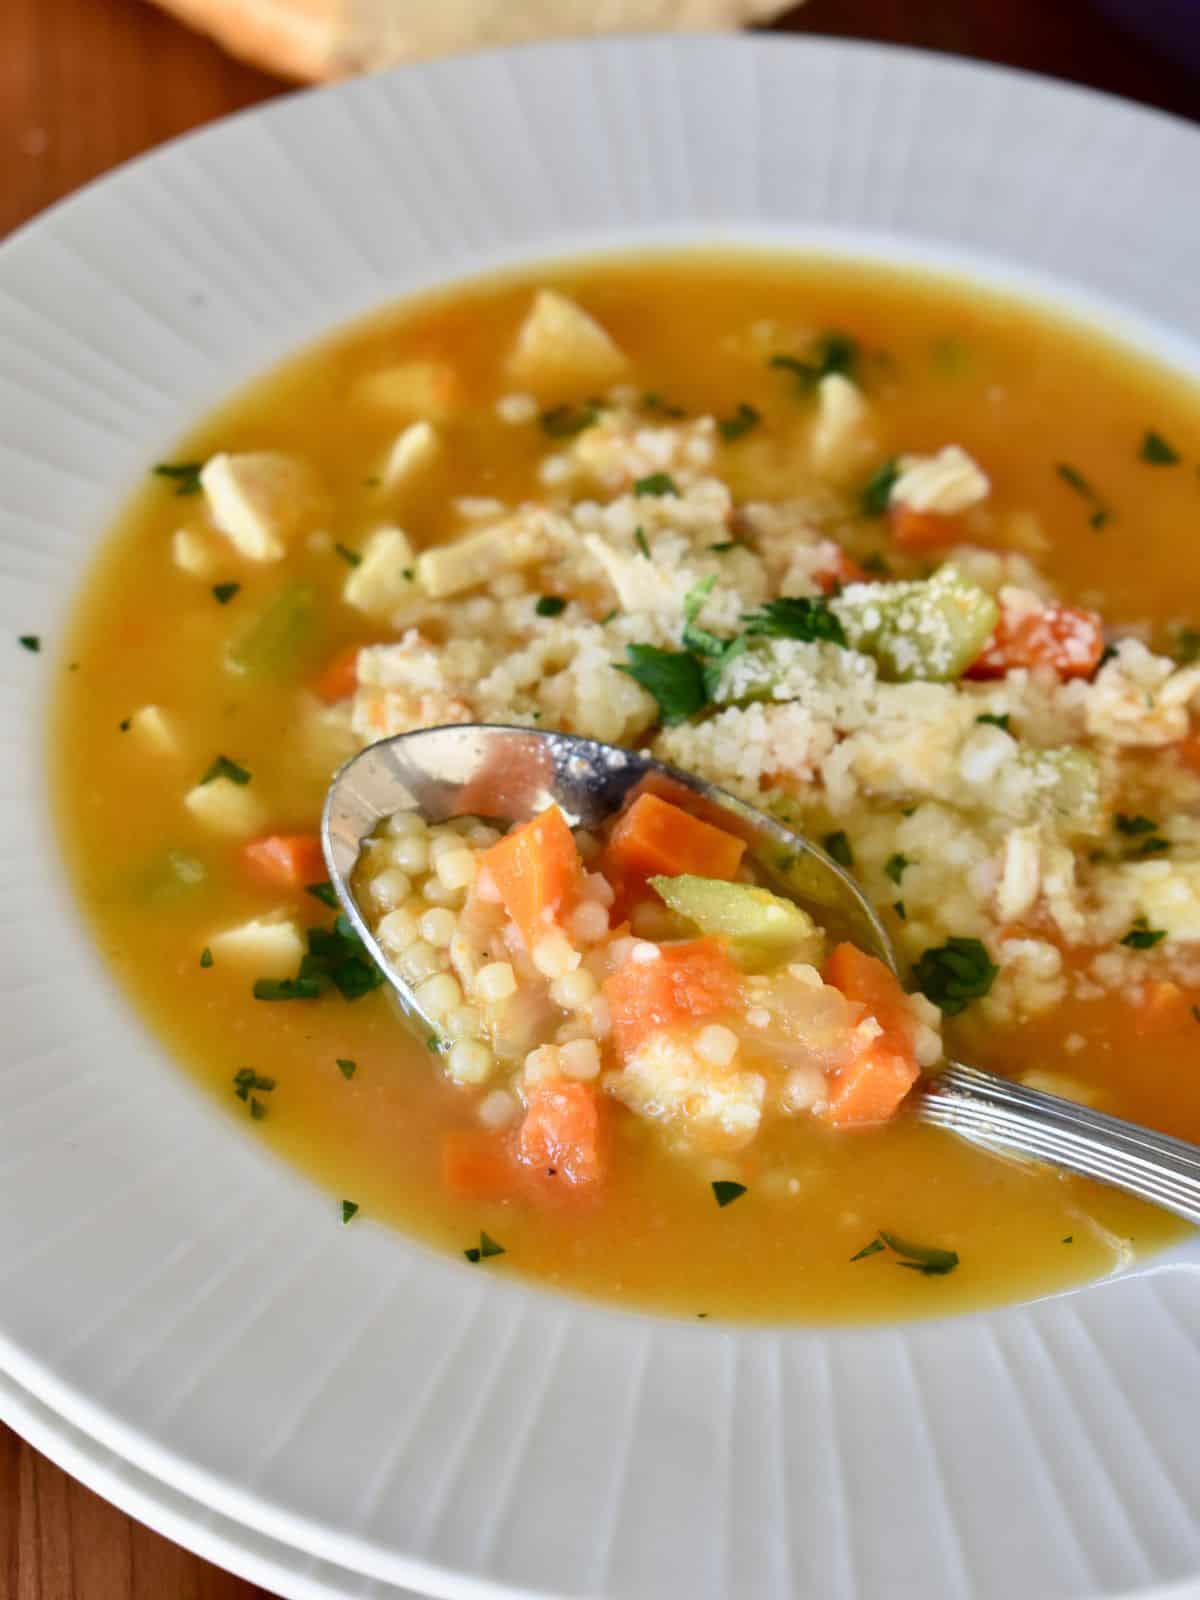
[227,581,317,680]
[833,564,998,682]
[650,874,825,970]
[1021,747,1103,836]
[135,848,206,905]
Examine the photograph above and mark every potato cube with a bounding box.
[184,775,268,838]
[200,451,321,562]
[127,705,180,757]
[354,361,459,419]
[506,289,628,395]
[343,526,417,618]
[207,915,304,976]
[380,421,441,496]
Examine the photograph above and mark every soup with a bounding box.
[52,253,1200,1321]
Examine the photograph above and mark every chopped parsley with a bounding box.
[233,1067,275,1105]
[464,1230,506,1262]
[642,392,686,418]
[619,643,708,726]
[212,582,241,605]
[884,853,911,885]
[535,595,567,617]
[634,526,651,558]
[860,458,901,517]
[18,634,41,653]
[334,542,361,568]
[119,717,131,732]
[341,1200,359,1224]
[1114,813,1158,836]
[1055,461,1111,529]
[298,915,386,999]
[153,460,204,496]
[200,753,251,786]
[741,596,847,647]
[1121,916,1166,950]
[712,1180,747,1208]
[823,831,854,869]
[1173,626,1200,664]
[253,976,322,1001]
[717,402,761,442]
[1140,430,1180,465]
[541,401,601,438]
[633,472,680,498]
[306,880,339,909]
[850,1237,886,1262]
[1134,836,1170,857]
[861,550,891,577]
[878,1231,959,1276]
[708,540,739,552]
[336,1057,357,1080]
[200,946,213,968]
[769,330,859,391]
[976,713,1011,731]
[599,608,619,624]
[913,936,998,1015]
[1062,1235,1074,1244]
[893,901,907,920]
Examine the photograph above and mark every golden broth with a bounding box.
[53,252,1200,1322]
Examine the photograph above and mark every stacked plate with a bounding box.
[1,34,1199,1600]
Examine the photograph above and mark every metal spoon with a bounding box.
[323,723,1200,1226]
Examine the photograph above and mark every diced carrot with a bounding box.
[1173,732,1200,776]
[243,833,326,889]
[966,599,1104,681]
[823,1040,920,1127]
[479,806,583,950]
[814,545,867,592]
[313,643,363,704]
[889,504,961,552]
[519,1080,605,1185]
[603,793,746,889]
[442,1129,520,1200]
[1135,980,1190,1036]
[823,943,913,1045]
[604,935,742,1059]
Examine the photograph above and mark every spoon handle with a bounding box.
[919,1062,1200,1226]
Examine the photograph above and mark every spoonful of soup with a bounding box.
[323,723,1200,1223]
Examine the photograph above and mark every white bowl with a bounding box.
[1,34,1199,1600]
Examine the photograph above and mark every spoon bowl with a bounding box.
[323,724,1200,1227]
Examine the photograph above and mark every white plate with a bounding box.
[2,34,1200,1600]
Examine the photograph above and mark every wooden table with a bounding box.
[1,0,1196,1594]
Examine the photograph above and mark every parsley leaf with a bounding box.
[1173,626,1200,664]
[708,540,738,552]
[619,643,708,726]
[741,596,847,647]
[718,402,761,442]
[253,976,322,1001]
[769,331,859,392]
[861,458,901,517]
[336,1057,357,1080]
[200,754,251,786]
[712,1180,747,1208]
[212,582,241,605]
[633,472,680,498]
[153,460,204,496]
[334,542,361,568]
[306,881,339,908]
[1114,813,1158,836]
[119,717,131,732]
[850,1237,886,1262]
[913,936,998,1015]
[823,831,854,869]
[884,853,911,885]
[1140,430,1180,465]
[1055,461,1111,528]
[541,401,601,438]
[642,392,686,418]
[976,713,1011,731]
[1121,916,1166,950]
[861,550,891,577]
[535,595,567,617]
[893,900,907,920]
[878,1231,960,1276]
[233,1067,276,1104]
[18,635,40,653]
[341,1200,359,1224]
[634,526,651,558]
[199,946,213,968]
[464,1230,506,1262]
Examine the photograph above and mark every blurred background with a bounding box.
[0,0,1196,1595]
